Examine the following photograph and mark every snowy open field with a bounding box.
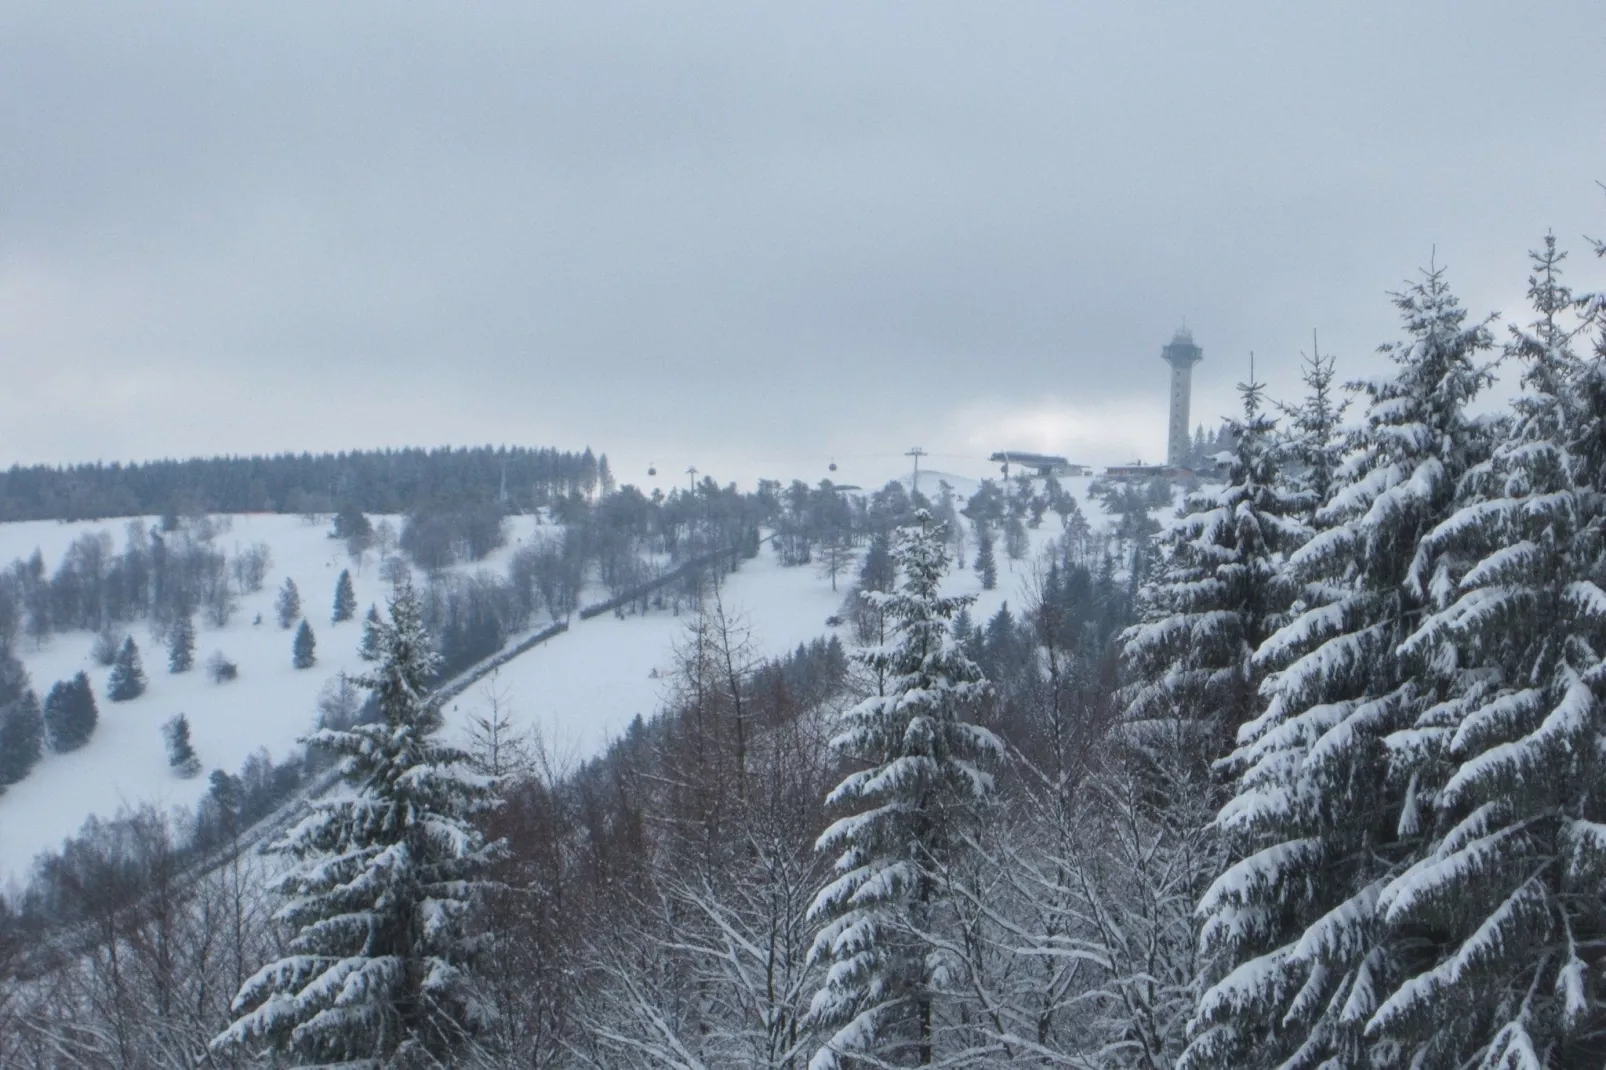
[0,512,557,887]
[0,474,1114,886]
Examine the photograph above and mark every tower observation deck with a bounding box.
[1161,327,1203,467]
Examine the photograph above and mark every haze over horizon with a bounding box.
[3,1,1603,490]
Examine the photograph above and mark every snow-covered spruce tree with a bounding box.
[43,671,98,751]
[168,611,196,673]
[164,713,201,777]
[1574,212,1606,503]
[293,619,317,669]
[808,510,998,1069]
[333,569,357,624]
[1122,369,1305,742]
[1368,235,1606,1065]
[975,527,998,591]
[277,577,302,629]
[1186,265,1496,1070]
[0,666,43,788]
[107,636,147,701]
[360,604,383,661]
[1276,340,1350,525]
[212,580,498,1068]
[1005,513,1030,562]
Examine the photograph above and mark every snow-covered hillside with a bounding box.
[0,512,552,885]
[0,475,1123,886]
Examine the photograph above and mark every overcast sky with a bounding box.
[2,1,1603,491]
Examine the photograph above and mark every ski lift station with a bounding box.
[987,452,1088,477]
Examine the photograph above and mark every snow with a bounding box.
[0,512,539,887]
[464,546,849,772]
[0,490,1112,887]
[446,507,1069,773]
[1,517,360,883]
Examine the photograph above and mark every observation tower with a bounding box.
[1161,327,1203,467]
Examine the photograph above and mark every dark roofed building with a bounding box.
[989,451,1084,476]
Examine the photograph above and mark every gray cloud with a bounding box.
[2,0,1603,489]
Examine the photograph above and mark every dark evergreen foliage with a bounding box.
[963,479,1006,530]
[1004,513,1029,560]
[1121,372,1304,738]
[213,582,497,1065]
[107,638,147,702]
[359,604,382,661]
[0,669,43,787]
[1276,342,1349,522]
[401,501,508,569]
[1188,265,1496,1070]
[809,511,997,1066]
[292,620,316,669]
[974,527,998,590]
[43,672,98,751]
[163,714,201,777]
[275,578,300,629]
[330,505,372,543]
[167,612,195,673]
[434,600,503,683]
[331,569,356,623]
[0,445,605,523]
[857,532,894,593]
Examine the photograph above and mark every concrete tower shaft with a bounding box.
[1161,327,1203,467]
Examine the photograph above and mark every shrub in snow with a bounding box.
[316,673,364,731]
[90,627,122,667]
[231,541,272,593]
[207,651,238,683]
[380,554,412,588]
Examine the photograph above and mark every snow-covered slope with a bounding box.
[467,548,847,774]
[0,478,1123,886]
[0,513,552,886]
[479,475,1115,770]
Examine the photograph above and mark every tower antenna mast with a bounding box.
[905,447,927,497]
